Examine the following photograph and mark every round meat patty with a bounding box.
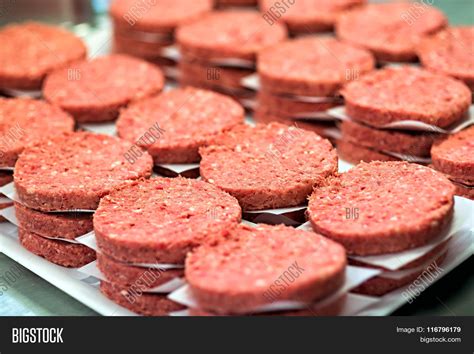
[336,140,399,165]
[97,253,184,289]
[43,54,165,122]
[258,37,375,97]
[259,0,366,34]
[418,27,474,91]
[19,228,96,268]
[100,281,185,316]
[0,22,87,90]
[307,161,455,256]
[336,2,447,62]
[199,122,338,210]
[0,98,75,167]
[186,223,347,314]
[94,177,242,264]
[14,202,93,239]
[110,0,213,34]
[340,120,436,157]
[14,132,153,212]
[176,10,287,61]
[342,66,472,128]
[116,87,245,164]
[431,126,474,180]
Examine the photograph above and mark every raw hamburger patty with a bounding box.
[0,98,74,167]
[418,27,474,91]
[336,140,398,164]
[176,10,287,61]
[113,33,173,60]
[94,178,242,264]
[336,2,447,62]
[14,202,93,239]
[100,281,185,316]
[199,123,338,210]
[43,54,165,123]
[307,161,455,255]
[97,253,184,289]
[116,87,245,164]
[340,120,436,157]
[431,126,474,180]
[19,228,96,268]
[258,37,375,96]
[259,0,365,33]
[0,22,87,90]
[186,223,347,314]
[14,132,153,212]
[342,67,472,128]
[110,0,213,33]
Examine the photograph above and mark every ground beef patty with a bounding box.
[19,228,96,268]
[307,161,455,256]
[14,132,153,212]
[176,10,287,61]
[259,0,365,34]
[186,223,346,315]
[431,126,474,180]
[110,0,213,34]
[336,140,399,165]
[116,87,244,164]
[100,281,185,316]
[336,2,447,62]
[342,66,472,128]
[200,123,338,210]
[340,120,436,157]
[97,253,184,289]
[258,37,374,97]
[0,22,87,90]
[0,98,74,167]
[43,54,165,123]
[14,202,93,239]
[94,178,242,264]
[418,27,474,91]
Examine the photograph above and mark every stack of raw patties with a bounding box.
[217,0,257,8]
[109,0,213,75]
[338,66,472,164]
[12,132,153,268]
[307,161,457,296]
[255,36,375,140]
[93,178,243,316]
[175,10,287,101]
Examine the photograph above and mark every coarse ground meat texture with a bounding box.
[431,126,474,180]
[336,140,399,165]
[259,0,366,34]
[97,253,184,289]
[340,120,436,157]
[200,122,338,210]
[0,22,87,90]
[258,37,375,97]
[178,60,253,92]
[94,177,242,264]
[186,223,347,315]
[176,10,287,61]
[100,281,185,316]
[43,54,165,123]
[116,87,245,164]
[307,161,455,256]
[0,98,75,167]
[14,202,93,239]
[19,228,96,268]
[257,91,338,117]
[110,0,213,33]
[14,132,153,212]
[341,66,472,128]
[352,252,447,296]
[418,27,474,91]
[336,3,447,62]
